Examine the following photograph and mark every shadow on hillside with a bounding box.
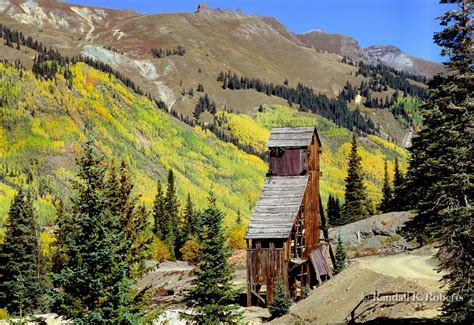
[352,317,443,324]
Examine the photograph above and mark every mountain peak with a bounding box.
[195,3,210,13]
[194,2,245,18]
[366,45,403,55]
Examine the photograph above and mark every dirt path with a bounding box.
[357,253,442,291]
[269,251,444,324]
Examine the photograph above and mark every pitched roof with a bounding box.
[267,127,320,148]
[245,175,309,239]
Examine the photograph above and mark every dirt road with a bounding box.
[269,251,444,324]
[357,252,443,291]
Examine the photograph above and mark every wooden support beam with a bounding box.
[251,289,266,305]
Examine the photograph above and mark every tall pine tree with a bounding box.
[342,135,369,223]
[379,161,393,212]
[181,192,242,324]
[175,194,195,260]
[403,1,473,322]
[327,194,342,226]
[153,179,166,238]
[182,193,197,239]
[52,139,151,323]
[391,157,405,209]
[106,161,153,277]
[0,190,41,316]
[164,169,180,258]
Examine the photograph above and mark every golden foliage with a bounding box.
[40,231,56,261]
[179,237,202,264]
[0,308,9,320]
[0,62,268,229]
[216,111,270,154]
[151,237,171,262]
[228,226,246,250]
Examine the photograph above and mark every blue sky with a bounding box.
[66,0,454,63]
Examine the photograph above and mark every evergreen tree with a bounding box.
[107,162,153,277]
[183,193,196,238]
[51,199,69,275]
[269,278,292,319]
[379,161,393,212]
[175,194,196,259]
[334,235,349,274]
[51,140,150,323]
[342,135,369,223]
[403,1,473,322]
[327,194,342,226]
[164,169,179,259]
[153,179,166,238]
[391,157,404,209]
[0,190,41,316]
[181,193,242,324]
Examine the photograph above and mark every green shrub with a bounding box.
[269,278,293,318]
[334,235,350,274]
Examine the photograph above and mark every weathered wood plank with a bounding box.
[264,180,308,186]
[247,228,292,234]
[247,228,291,235]
[248,225,294,231]
[246,234,289,239]
[250,216,295,222]
[260,190,301,200]
[268,140,311,147]
[268,134,314,141]
[250,220,294,226]
[270,127,315,134]
[256,198,302,204]
[254,203,301,208]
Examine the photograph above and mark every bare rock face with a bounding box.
[195,3,210,13]
[365,45,444,77]
[366,45,414,70]
[296,31,443,77]
[296,30,374,64]
[329,211,416,255]
[0,0,11,13]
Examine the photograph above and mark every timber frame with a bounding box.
[245,127,334,307]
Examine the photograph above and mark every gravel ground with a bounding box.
[268,251,443,324]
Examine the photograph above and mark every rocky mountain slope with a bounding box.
[0,1,436,142]
[296,30,443,77]
[365,44,444,77]
[296,30,373,65]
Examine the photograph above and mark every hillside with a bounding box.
[215,106,408,202]
[0,60,408,234]
[296,30,373,64]
[0,0,437,145]
[0,61,267,231]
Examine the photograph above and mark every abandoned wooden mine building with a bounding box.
[245,127,334,307]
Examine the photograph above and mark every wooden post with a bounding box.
[246,240,252,307]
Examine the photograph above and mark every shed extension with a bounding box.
[245,175,309,239]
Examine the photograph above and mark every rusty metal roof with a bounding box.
[310,249,332,277]
[245,175,309,239]
[267,127,321,148]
